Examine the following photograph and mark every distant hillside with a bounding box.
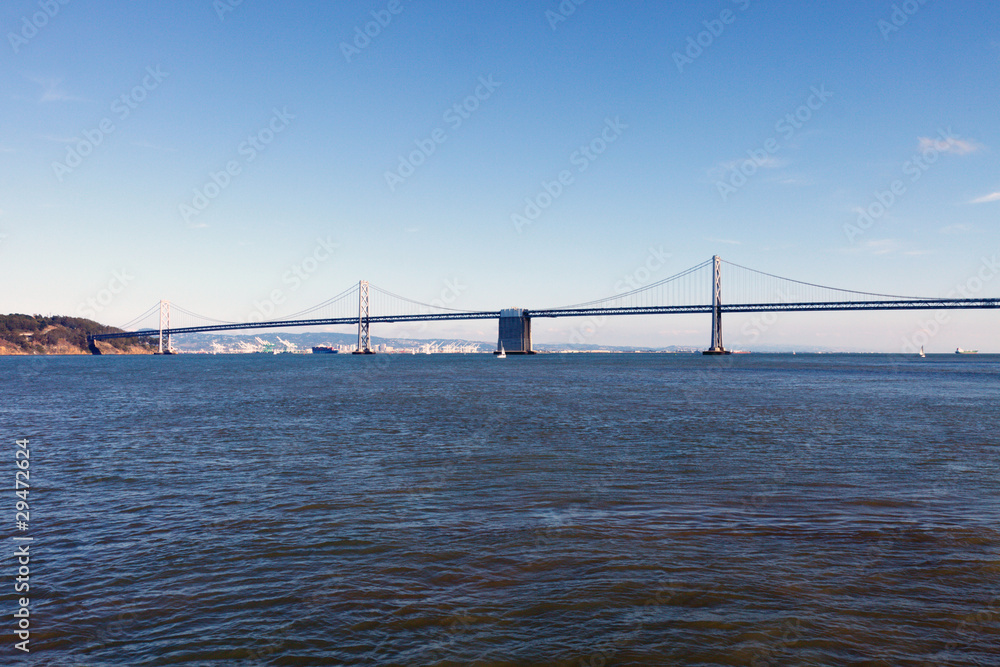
[166,331,706,354]
[168,331,491,353]
[0,314,158,355]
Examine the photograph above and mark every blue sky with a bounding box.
[2,0,998,351]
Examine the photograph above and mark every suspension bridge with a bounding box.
[87,256,998,355]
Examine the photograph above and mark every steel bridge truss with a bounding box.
[89,298,998,343]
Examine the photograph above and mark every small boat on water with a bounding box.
[496,343,506,359]
[919,346,925,358]
[955,347,979,355]
[312,346,339,354]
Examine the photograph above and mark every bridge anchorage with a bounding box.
[495,309,534,355]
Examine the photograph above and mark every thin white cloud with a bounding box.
[40,134,78,144]
[940,223,972,234]
[24,75,89,103]
[772,175,813,187]
[40,88,88,103]
[707,156,786,181]
[719,156,785,171]
[971,192,1000,204]
[864,239,900,255]
[130,140,176,152]
[841,239,901,256]
[917,136,982,155]
[744,156,784,169]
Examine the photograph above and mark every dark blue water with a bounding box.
[3,353,999,665]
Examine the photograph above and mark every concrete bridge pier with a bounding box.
[497,308,534,355]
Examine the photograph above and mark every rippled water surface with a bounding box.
[3,353,999,665]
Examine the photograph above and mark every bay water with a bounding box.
[2,353,998,665]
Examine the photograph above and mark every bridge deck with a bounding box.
[89,299,998,342]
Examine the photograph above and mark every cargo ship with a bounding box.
[312,346,339,354]
[955,348,979,354]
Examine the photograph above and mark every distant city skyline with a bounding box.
[2,1,998,351]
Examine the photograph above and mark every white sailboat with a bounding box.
[497,343,506,359]
[919,346,925,358]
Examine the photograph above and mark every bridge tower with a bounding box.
[158,300,174,355]
[497,308,534,355]
[703,256,730,355]
[353,280,374,355]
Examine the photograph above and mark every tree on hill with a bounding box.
[0,314,157,354]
